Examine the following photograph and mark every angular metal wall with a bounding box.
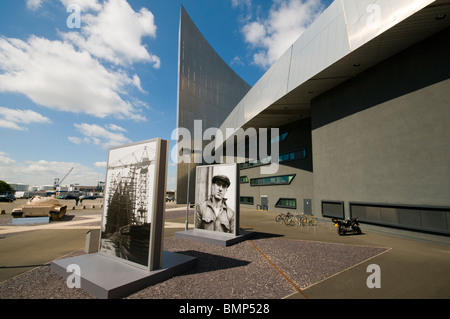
[176,6,251,204]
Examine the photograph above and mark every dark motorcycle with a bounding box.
[332,217,362,236]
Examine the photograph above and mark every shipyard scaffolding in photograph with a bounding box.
[101,145,155,267]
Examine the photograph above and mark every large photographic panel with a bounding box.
[99,138,167,270]
[194,164,239,235]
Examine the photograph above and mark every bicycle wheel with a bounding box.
[295,214,303,226]
[309,217,317,226]
[284,216,292,226]
[275,214,284,222]
[301,217,308,226]
[288,217,297,226]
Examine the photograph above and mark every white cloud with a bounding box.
[231,0,252,9]
[0,152,16,165]
[0,0,160,121]
[240,0,325,69]
[243,21,266,46]
[230,56,245,66]
[59,0,102,12]
[62,0,160,67]
[68,136,82,144]
[0,106,51,130]
[29,0,102,12]
[0,36,146,121]
[0,119,25,131]
[0,151,105,186]
[26,0,44,11]
[72,123,132,149]
[94,161,107,168]
[107,124,127,132]
[0,155,105,186]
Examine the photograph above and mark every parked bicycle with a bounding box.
[275,212,292,223]
[276,211,318,228]
[301,214,317,226]
[293,212,305,226]
[284,213,300,226]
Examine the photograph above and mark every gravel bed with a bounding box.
[0,236,387,299]
[250,238,387,289]
[0,250,92,299]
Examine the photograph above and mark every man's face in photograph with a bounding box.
[212,181,228,201]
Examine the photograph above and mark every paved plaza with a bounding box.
[0,199,449,299]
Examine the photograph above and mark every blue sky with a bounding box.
[0,0,332,191]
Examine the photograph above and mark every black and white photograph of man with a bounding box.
[195,164,238,235]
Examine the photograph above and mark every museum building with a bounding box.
[176,0,450,236]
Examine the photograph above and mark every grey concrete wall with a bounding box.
[311,27,450,218]
[239,118,313,213]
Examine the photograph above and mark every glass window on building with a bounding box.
[278,148,307,163]
[250,174,296,186]
[240,196,254,205]
[271,132,289,144]
[240,176,249,183]
[276,198,297,209]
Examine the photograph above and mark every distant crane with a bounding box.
[54,167,74,187]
